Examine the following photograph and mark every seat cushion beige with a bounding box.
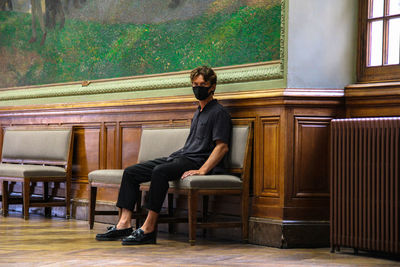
[141,175,242,190]
[88,169,125,184]
[172,175,242,189]
[0,164,66,178]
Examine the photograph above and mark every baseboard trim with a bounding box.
[249,217,329,248]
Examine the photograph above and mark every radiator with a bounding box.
[330,117,400,254]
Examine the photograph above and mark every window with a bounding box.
[358,0,400,82]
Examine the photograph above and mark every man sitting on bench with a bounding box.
[96,66,232,245]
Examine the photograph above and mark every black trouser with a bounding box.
[116,157,200,213]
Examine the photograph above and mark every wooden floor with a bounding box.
[0,213,399,267]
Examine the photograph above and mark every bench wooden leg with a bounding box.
[23,180,30,220]
[241,192,249,243]
[168,193,174,234]
[2,181,9,217]
[202,195,209,237]
[188,189,198,246]
[65,179,71,219]
[88,186,97,229]
[43,182,51,217]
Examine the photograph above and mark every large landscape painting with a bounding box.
[0,0,281,88]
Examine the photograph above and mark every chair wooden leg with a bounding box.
[241,192,249,243]
[43,182,51,217]
[168,193,174,234]
[88,186,97,229]
[65,179,71,219]
[202,195,209,237]
[23,180,30,220]
[2,181,9,217]
[188,189,198,246]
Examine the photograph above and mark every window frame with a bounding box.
[357,0,400,82]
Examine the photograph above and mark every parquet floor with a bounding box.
[0,213,399,267]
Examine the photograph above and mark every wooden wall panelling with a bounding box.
[259,116,280,198]
[0,126,3,163]
[345,83,400,118]
[72,125,101,183]
[105,123,116,169]
[293,116,331,200]
[0,93,344,247]
[99,123,106,170]
[283,116,332,220]
[252,114,283,220]
[120,123,142,169]
[277,113,333,221]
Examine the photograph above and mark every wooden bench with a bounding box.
[0,126,74,220]
[88,122,252,245]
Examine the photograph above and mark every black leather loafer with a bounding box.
[96,225,133,241]
[121,228,156,245]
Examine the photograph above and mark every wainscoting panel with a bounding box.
[105,124,117,169]
[259,117,281,198]
[120,124,142,169]
[293,117,331,199]
[72,126,101,183]
[0,90,343,247]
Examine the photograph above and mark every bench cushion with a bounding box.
[170,175,242,189]
[88,169,125,184]
[0,164,66,178]
[141,175,242,190]
[2,129,72,162]
[90,169,242,190]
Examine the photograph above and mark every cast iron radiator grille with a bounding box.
[330,117,400,254]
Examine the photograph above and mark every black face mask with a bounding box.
[193,85,213,100]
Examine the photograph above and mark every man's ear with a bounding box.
[210,84,216,94]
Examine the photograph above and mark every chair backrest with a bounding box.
[137,123,252,173]
[1,127,73,165]
[227,125,250,169]
[138,127,190,163]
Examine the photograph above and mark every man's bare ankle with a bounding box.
[116,222,131,230]
[140,226,154,234]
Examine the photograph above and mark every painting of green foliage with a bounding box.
[0,0,281,88]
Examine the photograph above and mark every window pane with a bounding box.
[389,0,400,15]
[388,18,400,64]
[371,0,385,18]
[369,20,384,66]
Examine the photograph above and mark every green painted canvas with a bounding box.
[0,0,281,88]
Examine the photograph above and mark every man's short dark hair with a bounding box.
[190,66,217,86]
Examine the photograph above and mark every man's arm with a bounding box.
[181,140,229,179]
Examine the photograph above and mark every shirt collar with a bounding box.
[197,99,217,112]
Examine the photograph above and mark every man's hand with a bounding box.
[181,169,206,179]
[181,141,229,180]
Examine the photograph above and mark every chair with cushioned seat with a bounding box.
[88,127,190,229]
[0,127,74,219]
[88,122,253,245]
[140,121,253,245]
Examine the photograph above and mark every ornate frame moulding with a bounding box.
[0,61,282,102]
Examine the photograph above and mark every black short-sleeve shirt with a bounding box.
[168,99,232,173]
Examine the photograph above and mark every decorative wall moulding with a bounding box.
[0,61,282,102]
[345,82,400,97]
